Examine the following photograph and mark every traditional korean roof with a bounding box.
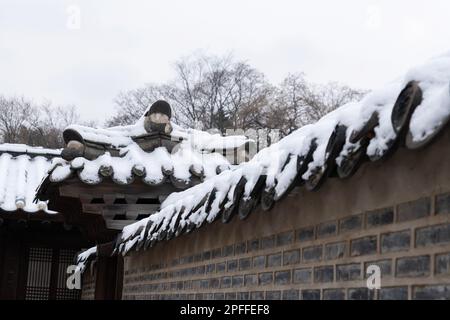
[35,101,251,198]
[0,144,62,213]
[112,52,450,255]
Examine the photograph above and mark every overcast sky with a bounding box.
[1,0,450,121]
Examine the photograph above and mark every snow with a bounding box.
[75,246,97,273]
[0,144,61,213]
[50,132,240,186]
[0,143,61,156]
[405,53,450,142]
[116,52,450,254]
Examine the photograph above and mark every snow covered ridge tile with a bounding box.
[0,143,61,213]
[37,100,252,190]
[112,53,450,255]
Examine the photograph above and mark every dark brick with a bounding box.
[244,274,258,286]
[336,263,361,281]
[267,253,282,267]
[212,248,222,259]
[247,239,260,252]
[283,249,300,266]
[209,278,220,289]
[258,272,273,285]
[380,287,408,300]
[436,193,450,215]
[293,268,312,284]
[381,230,411,253]
[261,235,275,249]
[200,279,209,289]
[205,293,214,300]
[232,275,244,288]
[323,289,345,300]
[214,292,225,300]
[221,276,231,288]
[227,259,238,272]
[195,293,204,299]
[397,198,430,222]
[276,231,294,246]
[314,265,334,283]
[216,262,226,273]
[196,265,205,275]
[279,289,298,300]
[416,223,450,247]
[364,259,392,278]
[187,293,196,300]
[250,291,265,300]
[317,220,337,238]
[206,263,215,274]
[235,242,247,254]
[193,253,202,262]
[253,255,266,269]
[296,226,314,242]
[274,270,291,285]
[348,288,375,300]
[366,207,394,227]
[192,280,201,289]
[351,236,377,256]
[413,285,450,300]
[239,257,252,271]
[435,252,450,275]
[340,214,362,232]
[396,255,430,277]
[223,245,234,257]
[225,292,237,300]
[266,291,281,300]
[302,245,323,262]
[302,289,320,300]
[202,251,211,260]
[237,292,250,300]
[186,267,196,276]
[325,241,346,260]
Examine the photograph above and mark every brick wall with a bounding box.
[121,192,450,300]
[115,128,450,300]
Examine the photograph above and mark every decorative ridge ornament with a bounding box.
[144,100,173,134]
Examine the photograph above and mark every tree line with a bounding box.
[0,53,366,149]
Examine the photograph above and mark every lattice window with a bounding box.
[25,247,52,300]
[25,247,81,300]
[56,248,81,300]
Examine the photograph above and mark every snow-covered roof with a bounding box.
[42,111,251,188]
[0,144,62,213]
[112,52,450,255]
[75,246,97,274]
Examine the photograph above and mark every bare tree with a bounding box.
[106,53,367,138]
[0,95,84,148]
[263,74,367,136]
[106,53,272,132]
[29,102,81,148]
[106,86,164,127]
[0,96,37,143]
[302,81,367,123]
[263,73,308,136]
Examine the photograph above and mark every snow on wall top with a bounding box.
[0,144,62,213]
[112,52,450,256]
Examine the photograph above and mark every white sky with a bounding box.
[1,0,450,121]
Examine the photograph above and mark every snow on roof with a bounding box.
[0,143,61,157]
[43,119,251,187]
[112,52,450,255]
[0,144,62,213]
[75,246,97,274]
